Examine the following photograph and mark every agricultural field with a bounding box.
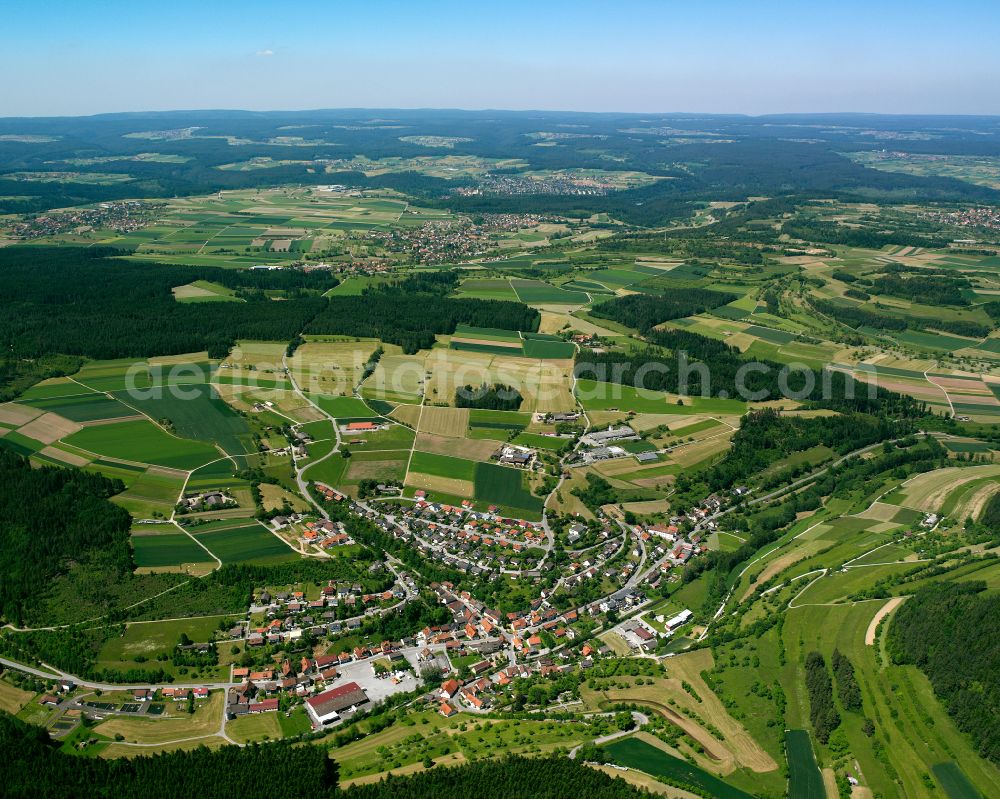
[604,737,755,799]
[291,339,382,397]
[131,528,216,572]
[117,384,254,457]
[64,419,220,470]
[190,522,299,565]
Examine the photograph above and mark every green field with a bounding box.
[513,432,569,450]
[65,419,219,470]
[315,395,378,418]
[19,392,135,422]
[473,462,543,518]
[933,762,984,799]
[786,730,825,799]
[192,523,298,564]
[604,737,754,799]
[576,379,747,415]
[409,450,478,481]
[116,384,253,456]
[510,278,589,305]
[521,336,576,359]
[132,532,213,568]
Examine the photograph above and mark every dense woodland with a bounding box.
[693,407,908,492]
[812,298,992,339]
[589,287,736,330]
[0,247,331,367]
[888,581,1000,765]
[0,450,131,626]
[1,712,338,799]
[307,273,538,353]
[870,273,971,307]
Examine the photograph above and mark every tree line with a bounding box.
[805,651,841,744]
[577,326,926,418]
[0,714,650,799]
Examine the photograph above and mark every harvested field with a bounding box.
[855,502,905,522]
[0,403,43,426]
[417,406,470,437]
[404,472,475,498]
[414,432,499,462]
[896,465,1000,513]
[16,411,83,444]
[388,403,423,428]
[38,445,91,466]
[665,650,778,773]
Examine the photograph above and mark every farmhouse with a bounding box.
[305,681,370,726]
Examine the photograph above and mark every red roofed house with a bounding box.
[305,681,370,727]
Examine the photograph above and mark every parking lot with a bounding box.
[334,651,422,706]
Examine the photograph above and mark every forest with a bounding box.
[0,450,132,626]
[307,273,539,354]
[690,407,907,492]
[0,712,338,799]
[870,274,970,307]
[0,247,330,366]
[887,580,1000,765]
[812,297,992,338]
[589,287,737,330]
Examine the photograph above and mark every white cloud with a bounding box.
[255,49,274,57]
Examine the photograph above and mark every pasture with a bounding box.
[782,602,1000,799]
[510,278,589,305]
[576,379,747,416]
[19,392,136,422]
[408,450,478,481]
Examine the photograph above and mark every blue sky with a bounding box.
[3,0,998,116]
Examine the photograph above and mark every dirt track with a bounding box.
[865,596,906,645]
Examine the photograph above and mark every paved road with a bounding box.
[0,655,237,693]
